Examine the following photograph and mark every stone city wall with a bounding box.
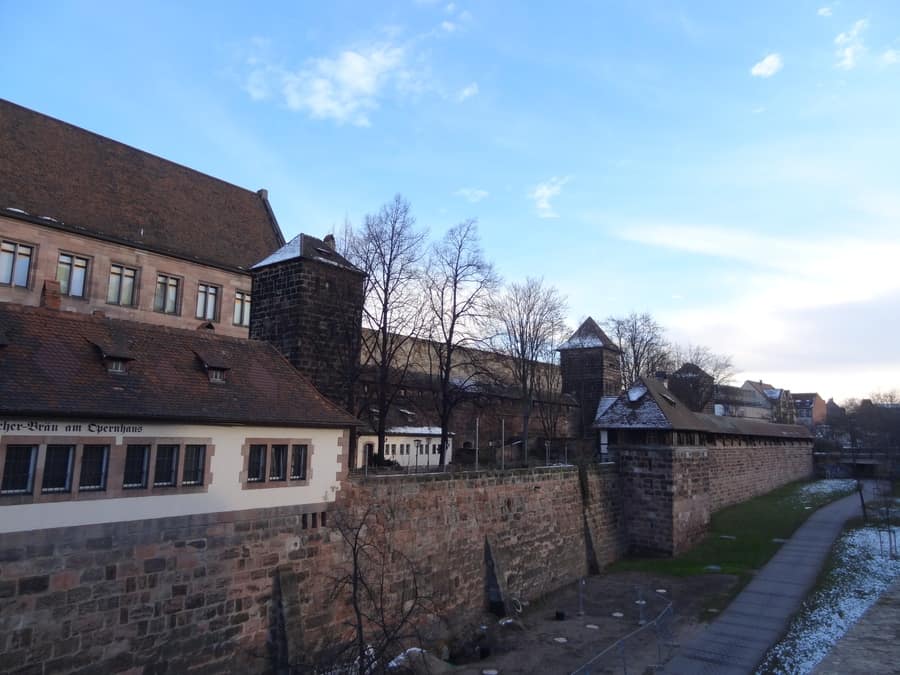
[0,465,622,674]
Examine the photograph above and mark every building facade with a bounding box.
[1,99,284,337]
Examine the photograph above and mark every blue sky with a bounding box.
[2,1,899,401]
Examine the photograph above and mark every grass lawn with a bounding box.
[609,479,858,612]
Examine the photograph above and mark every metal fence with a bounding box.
[570,589,677,675]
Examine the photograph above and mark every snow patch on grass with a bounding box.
[757,527,900,674]
[796,479,856,499]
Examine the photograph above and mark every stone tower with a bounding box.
[250,233,365,412]
[558,317,623,438]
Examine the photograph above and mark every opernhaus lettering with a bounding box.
[0,420,144,434]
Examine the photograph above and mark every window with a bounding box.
[107,359,127,374]
[270,445,287,481]
[123,445,150,488]
[57,253,89,297]
[248,444,267,482]
[153,444,179,487]
[182,445,206,486]
[107,264,137,306]
[233,291,251,327]
[208,368,226,383]
[290,445,308,480]
[79,445,109,491]
[1,445,37,494]
[195,283,219,321]
[154,274,180,314]
[42,445,74,492]
[1,240,33,288]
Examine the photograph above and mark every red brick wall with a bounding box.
[0,466,623,674]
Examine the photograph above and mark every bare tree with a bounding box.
[603,312,669,389]
[667,343,736,386]
[424,220,500,466]
[871,389,900,405]
[487,278,568,460]
[313,503,436,674]
[348,195,428,461]
[534,342,567,445]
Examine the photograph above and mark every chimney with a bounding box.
[323,234,336,251]
[257,188,268,200]
[40,280,61,310]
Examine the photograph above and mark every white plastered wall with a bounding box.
[0,420,345,533]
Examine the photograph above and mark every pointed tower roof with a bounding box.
[558,316,620,351]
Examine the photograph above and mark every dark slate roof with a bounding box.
[252,233,362,273]
[0,303,360,428]
[558,316,620,351]
[595,376,810,439]
[714,384,770,408]
[0,99,284,271]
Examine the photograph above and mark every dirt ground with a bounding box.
[447,571,738,675]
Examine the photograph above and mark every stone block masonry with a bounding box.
[0,466,623,674]
[617,441,813,555]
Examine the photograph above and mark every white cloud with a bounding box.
[441,20,456,32]
[750,53,783,78]
[818,7,832,17]
[882,49,900,65]
[241,41,415,126]
[457,82,479,101]
[615,223,900,397]
[835,19,867,70]
[529,176,570,218]
[445,3,456,12]
[454,187,489,202]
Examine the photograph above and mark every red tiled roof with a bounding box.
[0,304,360,428]
[0,99,284,271]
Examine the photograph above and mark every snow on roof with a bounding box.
[252,234,302,268]
[627,384,648,402]
[557,334,607,349]
[595,396,619,419]
[251,233,360,271]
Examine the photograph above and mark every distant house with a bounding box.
[791,393,827,430]
[355,427,453,469]
[1,99,284,337]
[0,303,359,534]
[743,380,795,424]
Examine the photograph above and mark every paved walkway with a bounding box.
[662,485,872,675]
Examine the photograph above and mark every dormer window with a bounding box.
[193,348,231,384]
[107,358,127,374]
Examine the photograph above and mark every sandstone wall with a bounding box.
[708,443,812,512]
[0,466,622,674]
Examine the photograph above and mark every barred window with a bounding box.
[123,445,150,488]
[153,444,179,487]
[42,445,74,492]
[79,445,109,491]
[270,445,287,481]
[290,445,308,480]
[248,444,267,482]
[1,445,37,494]
[182,445,205,486]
